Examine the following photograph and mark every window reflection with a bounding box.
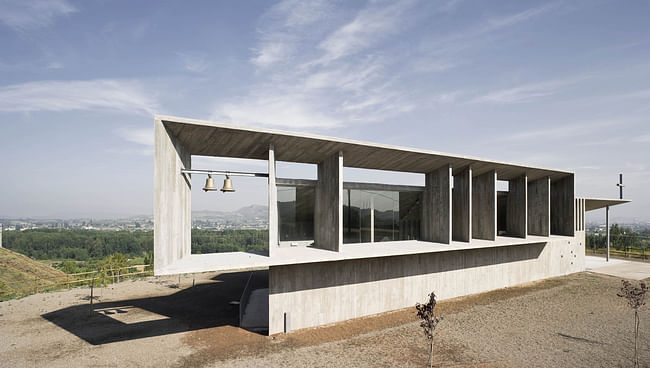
[278,186,314,242]
[343,189,421,244]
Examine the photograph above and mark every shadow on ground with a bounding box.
[41,270,268,345]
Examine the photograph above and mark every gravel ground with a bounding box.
[0,271,648,367]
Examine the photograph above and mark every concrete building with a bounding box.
[153,115,628,335]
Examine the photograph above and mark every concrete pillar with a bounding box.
[550,175,575,236]
[0,224,3,248]
[527,177,550,236]
[452,166,472,242]
[472,170,496,241]
[268,144,278,257]
[421,165,452,244]
[314,151,343,251]
[506,175,527,238]
[154,118,192,275]
[606,205,610,262]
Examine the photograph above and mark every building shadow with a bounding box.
[41,270,266,345]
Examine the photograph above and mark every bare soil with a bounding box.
[0,271,648,367]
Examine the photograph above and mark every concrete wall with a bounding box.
[551,175,575,236]
[452,167,472,242]
[268,233,585,334]
[506,175,527,238]
[472,171,496,240]
[421,165,452,244]
[314,151,343,251]
[528,177,550,236]
[154,119,192,275]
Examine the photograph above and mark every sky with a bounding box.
[0,0,648,224]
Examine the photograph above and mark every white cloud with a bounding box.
[0,0,76,31]
[116,128,152,146]
[317,0,417,64]
[415,3,559,73]
[251,42,293,68]
[500,118,623,142]
[250,0,331,68]
[177,52,209,73]
[0,79,158,115]
[469,77,583,104]
[218,1,423,129]
[215,94,341,128]
[484,3,558,32]
[46,62,64,70]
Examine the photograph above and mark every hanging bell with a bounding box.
[202,174,218,192]
[220,175,235,192]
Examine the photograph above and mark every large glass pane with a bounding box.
[398,191,421,240]
[373,191,398,242]
[343,189,422,244]
[278,186,314,242]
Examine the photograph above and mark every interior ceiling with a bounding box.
[161,116,573,182]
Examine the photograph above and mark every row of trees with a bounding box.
[587,225,650,251]
[2,228,269,261]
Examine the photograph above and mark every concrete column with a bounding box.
[527,177,550,236]
[472,170,496,241]
[606,205,610,262]
[268,144,278,257]
[0,224,3,248]
[452,166,472,242]
[550,175,575,236]
[421,165,452,244]
[154,118,191,275]
[506,175,527,238]
[314,151,343,251]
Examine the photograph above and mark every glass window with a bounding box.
[278,186,315,242]
[343,189,421,244]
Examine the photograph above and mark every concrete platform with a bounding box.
[585,256,650,280]
[157,235,567,275]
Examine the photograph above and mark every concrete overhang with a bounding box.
[156,115,573,181]
[155,235,563,276]
[583,198,631,212]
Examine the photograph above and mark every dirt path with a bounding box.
[1,271,648,367]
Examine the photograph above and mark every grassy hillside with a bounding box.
[0,247,68,301]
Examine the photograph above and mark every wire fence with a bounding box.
[586,233,650,261]
[0,264,153,300]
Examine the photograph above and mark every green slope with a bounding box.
[0,247,68,300]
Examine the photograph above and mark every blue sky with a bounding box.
[0,0,648,223]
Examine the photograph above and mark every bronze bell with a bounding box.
[202,174,218,192]
[220,175,235,192]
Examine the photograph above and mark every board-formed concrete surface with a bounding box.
[269,233,585,334]
[585,256,650,280]
[157,235,568,275]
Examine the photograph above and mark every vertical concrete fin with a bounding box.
[527,177,550,236]
[452,166,472,242]
[268,144,278,257]
[551,174,575,236]
[506,175,527,238]
[314,151,343,251]
[472,170,496,240]
[422,165,452,244]
[153,118,192,275]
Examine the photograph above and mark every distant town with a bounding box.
[1,204,648,234]
[0,204,269,232]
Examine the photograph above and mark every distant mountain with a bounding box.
[192,204,268,220]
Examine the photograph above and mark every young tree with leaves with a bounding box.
[617,280,648,368]
[416,292,442,368]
